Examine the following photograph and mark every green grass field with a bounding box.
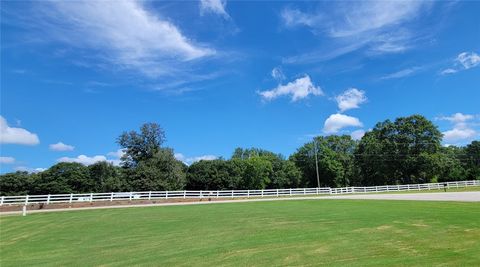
[1,200,479,266]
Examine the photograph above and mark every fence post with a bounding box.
[247,190,250,198]
[289,189,292,196]
[316,188,319,195]
[25,195,29,205]
[70,193,73,203]
[90,193,93,202]
[261,189,264,197]
[216,190,219,198]
[148,191,152,200]
[231,190,234,198]
[0,196,3,205]
[304,188,306,195]
[276,189,279,197]
[166,191,169,199]
[47,194,50,204]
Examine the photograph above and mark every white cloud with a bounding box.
[0,156,15,164]
[107,149,126,159]
[281,8,318,28]
[437,113,474,123]
[350,129,365,141]
[335,88,367,112]
[323,113,363,134]
[200,0,230,19]
[440,68,457,75]
[281,2,431,63]
[14,166,46,173]
[57,155,116,166]
[329,2,426,38]
[380,66,423,80]
[443,128,476,143]
[258,75,323,102]
[457,52,480,69]
[49,142,75,151]
[34,0,214,78]
[175,153,218,165]
[271,67,285,81]
[441,52,480,75]
[0,116,40,145]
[438,113,478,143]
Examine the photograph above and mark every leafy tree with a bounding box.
[354,115,442,185]
[0,171,34,195]
[232,147,281,160]
[117,123,166,167]
[35,162,93,194]
[127,148,186,191]
[291,135,356,187]
[187,160,231,190]
[268,160,302,189]
[238,157,272,189]
[464,141,480,180]
[88,161,125,192]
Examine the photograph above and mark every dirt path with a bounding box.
[1,192,479,216]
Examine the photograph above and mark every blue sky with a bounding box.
[1,0,479,173]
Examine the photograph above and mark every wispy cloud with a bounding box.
[15,0,215,79]
[258,75,323,102]
[271,67,286,82]
[0,156,15,164]
[281,1,433,64]
[441,52,480,75]
[380,66,423,80]
[0,116,39,145]
[200,0,230,19]
[335,88,367,112]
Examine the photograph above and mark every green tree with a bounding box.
[291,135,356,187]
[0,171,34,195]
[238,157,273,189]
[88,161,125,192]
[268,160,302,189]
[127,148,186,191]
[117,122,166,167]
[187,160,231,190]
[464,141,480,180]
[354,114,442,185]
[36,162,93,194]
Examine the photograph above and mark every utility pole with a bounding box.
[314,139,320,188]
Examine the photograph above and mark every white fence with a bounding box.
[1,180,479,206]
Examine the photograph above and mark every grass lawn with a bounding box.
[1,200,479,266]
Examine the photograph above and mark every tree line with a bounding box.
[1,114,479,195]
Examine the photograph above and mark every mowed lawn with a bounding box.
[1,200,479,266]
